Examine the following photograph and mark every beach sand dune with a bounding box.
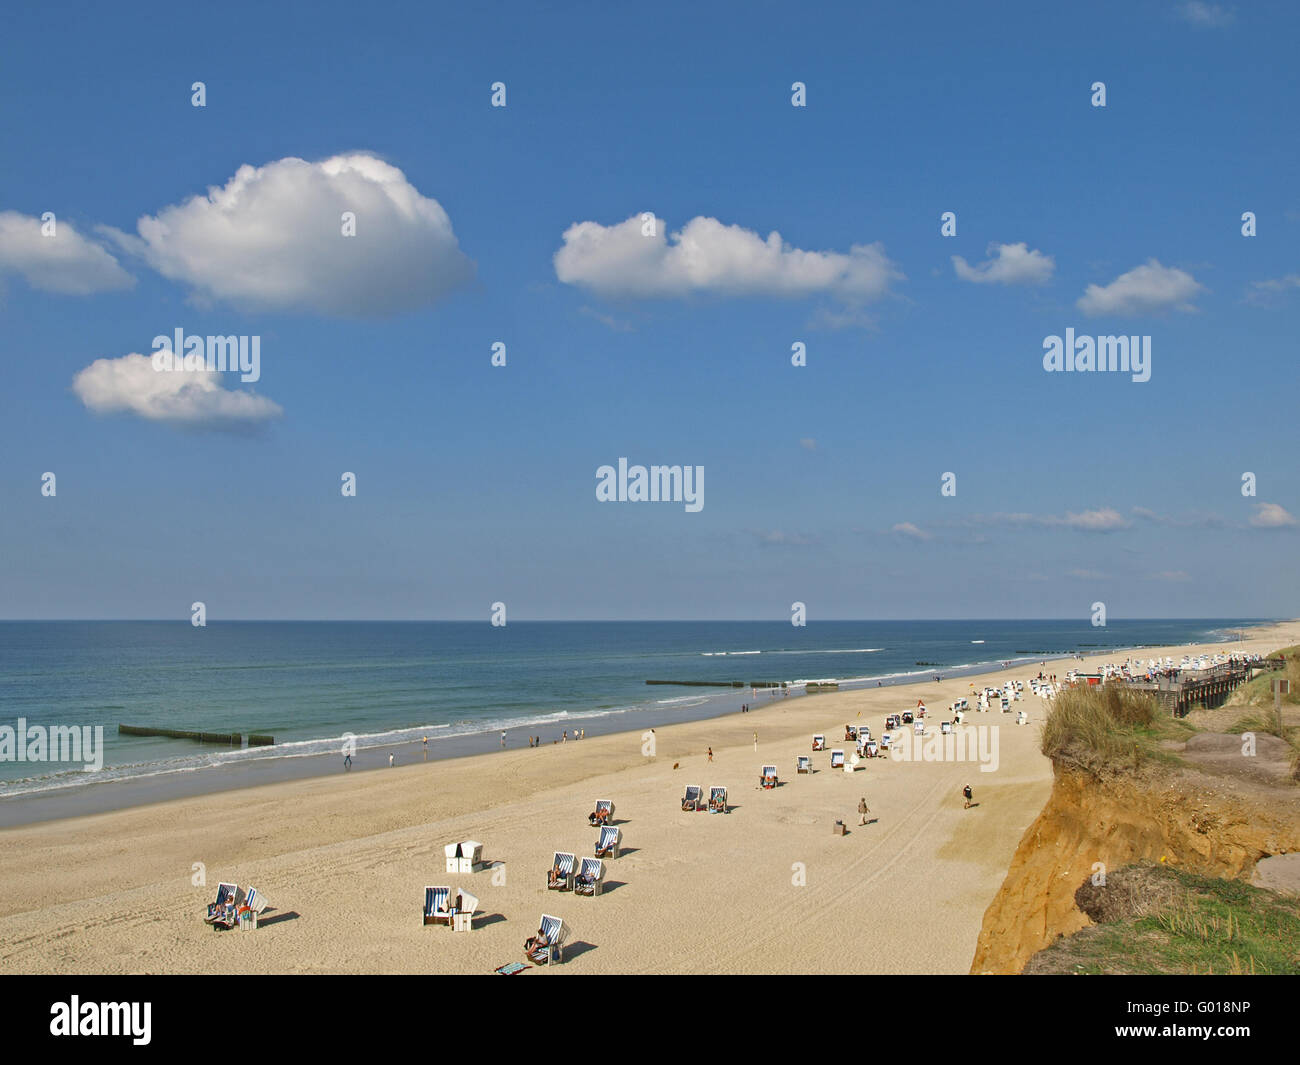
[1,625,1292,974]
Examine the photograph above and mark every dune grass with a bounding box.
[1028,863,1300,975]
[1040,684,1191,774]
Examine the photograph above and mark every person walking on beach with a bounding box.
[707,747,713,763]
[344,752,352,770]
[500,731,507,748]
[389,753,395,768]
[858,797,870,826]
[963,784,973,809]
[562,730,567,743]
[753,731,758,752]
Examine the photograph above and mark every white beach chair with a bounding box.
[547,851,576,892]
[445,840,485,874]
[940,721,953,735]
[914,720,925,734]
[574,857,605,897]
[709,785,728,813]
[760,764,778,789]
[595,825,621,858]
[829,749,845,769]
[796,755,811,774]
[865,741,879,758]
[423,885,452,926]
[812,734,825,751]
[588,799,615,826]
[452,889,479,931]
[682,784,703,811]
[240,886,269,919]
[880,732,892,750]
[527,914,568,966]
[1017,711,1028,725]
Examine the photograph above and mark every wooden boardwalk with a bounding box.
[1125,659,1281,717]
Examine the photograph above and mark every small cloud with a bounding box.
[554,213,903,304]
[72,353,282,429]
[1177,2,1234,28]
[960,508,1130,533]
[1077,259,1205,316]
[798,437,817,451]
[1250,502,1296,528]
[952,242,1055,285]
[0,211,134,294]
[578,305,635,332]
[753,529,814,546]
[1245,274,1300,306]
[891,522,932,541]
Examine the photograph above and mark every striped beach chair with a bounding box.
[205,882,239,927]
[547,851,576,891]
[682,784,702,811]
[574,857,604,897]
[760,765,778,789]
[527,914,568,965]
[708,785,728,813]
[423,885,452,926]
[829,749,845,769]
[595,825,621,859]
[796,755,811,774]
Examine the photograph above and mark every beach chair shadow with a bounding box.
[613,845,640,858]
[601,880,627,894]
[257,910,300,927]
[564,940,598,961]
[477,912,508,928]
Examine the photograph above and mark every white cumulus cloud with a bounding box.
[103,154,473,315]
[0,211,134,294]
[72,353,282,428]
[1250,502,1296,528]
[951,242,1054,285]
[1077,259,1205,316]
[553,214,903,302]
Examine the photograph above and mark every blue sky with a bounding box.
[1,0,1297,620]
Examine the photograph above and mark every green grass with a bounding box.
[1029,864,1300,975]
[1041,684,1192,774]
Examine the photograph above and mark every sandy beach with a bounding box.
[2,622,1295,975]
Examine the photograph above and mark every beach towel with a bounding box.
[495,961,530,975]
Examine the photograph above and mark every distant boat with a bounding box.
[971,640,985,644]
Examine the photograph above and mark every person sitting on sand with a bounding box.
[525,929,549,955]
[548,863,566,889]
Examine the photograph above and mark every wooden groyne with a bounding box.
[646,680,744,687]
[118,725,273,746]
